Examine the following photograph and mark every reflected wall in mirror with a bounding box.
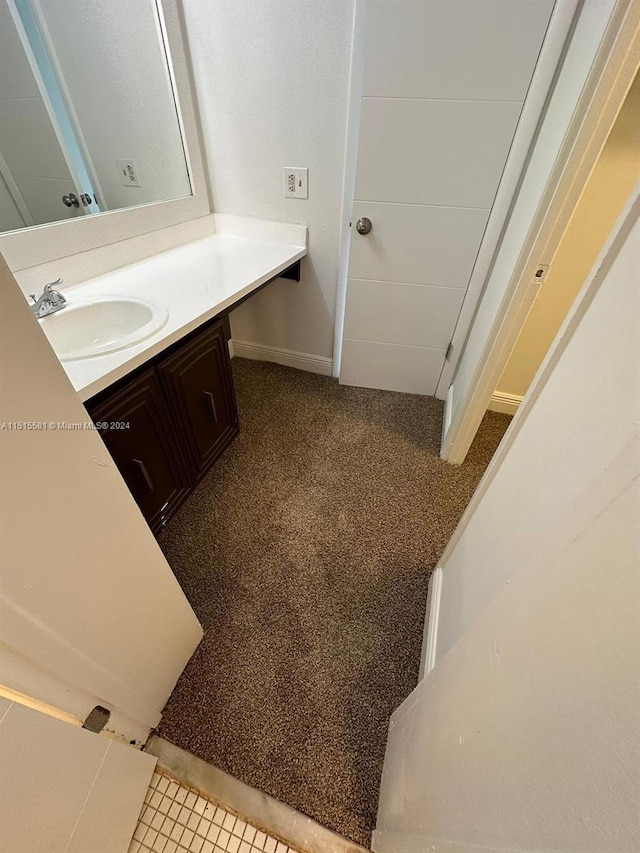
[0,0,191,233]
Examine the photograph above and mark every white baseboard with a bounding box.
[231,339,333,376]
[488,390,523,416]
[419,566,443,679]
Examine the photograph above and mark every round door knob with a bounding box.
[356,217,372,235]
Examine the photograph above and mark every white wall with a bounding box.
[37,0,191,210]
[0,252,202,740]
[449,0,617,423]
[182,0,355,362]
[373,192,640,853]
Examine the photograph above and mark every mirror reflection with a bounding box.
[0,0,191,233]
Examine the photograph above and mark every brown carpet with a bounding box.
[156,359,511,848]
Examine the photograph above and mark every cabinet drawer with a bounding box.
[159,320,239,481]
[89,368,191,533]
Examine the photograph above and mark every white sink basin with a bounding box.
[41,296,169,361]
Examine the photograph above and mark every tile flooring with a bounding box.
[130,770,300,853]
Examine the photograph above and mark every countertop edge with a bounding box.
[77,244,307,403]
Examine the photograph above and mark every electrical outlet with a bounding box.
[116,159,141,187]
[283,167,308,199]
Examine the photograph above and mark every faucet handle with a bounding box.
[44,278,63,293]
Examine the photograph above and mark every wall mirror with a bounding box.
[0,0,192,235]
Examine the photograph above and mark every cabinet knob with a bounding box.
[356,217,372,235]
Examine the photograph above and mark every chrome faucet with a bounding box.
[29,278,67,319]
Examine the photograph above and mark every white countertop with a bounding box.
[47,231,306,401]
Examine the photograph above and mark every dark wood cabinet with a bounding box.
[86,317,238,534]
[89,368,191,533]
[159,321,238,482]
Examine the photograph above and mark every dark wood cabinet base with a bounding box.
[86,316,238,534]
[159,321,238,483]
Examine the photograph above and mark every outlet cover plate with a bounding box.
[283,167,308,199]
[117,159,141,187]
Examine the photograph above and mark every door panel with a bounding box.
[355,98,522,208]
[0,95,82,226]
[348,201,488,287]
[340,0,557,396]
[340,339,445,395]
[0,97,71,179]
[344,279,465,349]
[362,0,556,101]
[14,175,83,224]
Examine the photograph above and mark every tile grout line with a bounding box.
[156,768,307,853]
[145,737,372,853]
[130,768,305,853]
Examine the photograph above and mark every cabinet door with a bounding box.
[88,369,191,533]
[159,320,239,482]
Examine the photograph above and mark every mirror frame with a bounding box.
[0,0,210,272]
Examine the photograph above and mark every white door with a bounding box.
[338,0,557,396]
[0,697,155,853]
[0,246,202,745]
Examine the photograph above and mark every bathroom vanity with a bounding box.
[37,222,307,533]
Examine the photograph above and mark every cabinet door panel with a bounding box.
[88,368,190,533]
[159,320,238,481]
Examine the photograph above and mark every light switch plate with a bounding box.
[283,167,308,199]
[116,159,141,187]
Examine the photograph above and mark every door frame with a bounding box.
[429,179,640,676]
[433,0,580,399]
[441,0,640,464]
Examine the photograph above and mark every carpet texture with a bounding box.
[157,359,511,848]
